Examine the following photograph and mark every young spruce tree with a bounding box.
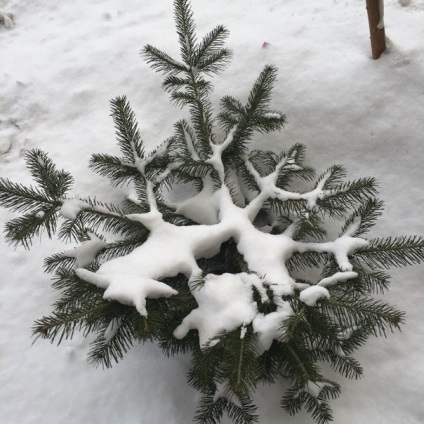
[0,1,423,423]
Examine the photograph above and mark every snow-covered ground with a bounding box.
[1,0,423,423]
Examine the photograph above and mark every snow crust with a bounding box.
[1,1,424,423]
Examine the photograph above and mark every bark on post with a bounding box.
[366,0,386,59]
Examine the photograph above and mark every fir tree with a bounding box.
[0,1,423,423]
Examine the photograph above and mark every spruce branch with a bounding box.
[109,96,145,164]
[26,149,74,199]
[194,25,231,73]
[0,178,61,213]
[320,294,405,336]
[174,0,197,66]
[141,44,187,75]
[340,198,384,237]
[221,66,286,158]
[33,301,111,345]
[196,48,232,75]
[89,153,142,187]
[281,379,341,424]
[4,208,60,248]
[355,235,424,268]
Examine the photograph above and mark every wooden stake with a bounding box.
[366,0,386,59]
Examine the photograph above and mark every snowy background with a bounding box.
[1,0,423,423]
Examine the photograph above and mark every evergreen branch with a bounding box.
[26,149,74,198]
[170,90,198,107]
[236,160,260,195]
[57,196,146,242]
[340,198,384,237]
[51,269,105,310]
[246,65,278,114]
[174,0,197,66]
[197,49,232,75]
[354,235,424,268]
[179,159,214,178]
[286,251,330,272]
[317,165,346,189]
[320,294,405,336]
[256,342,282,384]
[358,269,391,294]
[169,120,198,160]
[164,76,213,97]
[281,379,341,424]
[315,350,363,380]
[248,150,279,177]
[283,343,320,382]
[276,165,316,191]
[249,112,286,134]
[142,44,187,74]
[162,75,191,92]
[222,328,259,395]
[194,25,230,66]
[0,178,60,213]
[194,393,259,424]
[110,96,145,163]
[87,305,154,369]
[89,153,141,186]
[317,177,378,218]
[337,326,373,356]
[290,213,327,242]
[44,252,80,274]
[32,301,110,345]
[185,73,215,158]
[188,344,224,393]
[4,206,60,248]
[218,96,244,130]
[222,66,285,158]
[57,213,87,242]
[88,320,135,368]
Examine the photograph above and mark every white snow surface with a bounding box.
[1,0,424,423]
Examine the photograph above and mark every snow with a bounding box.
[174,273,259,347]
[1,1,424,424]
[299,285,330,307]
[35,210,45,219]
[295,220,369,271]
[304,381,331,399]
[59,198,90,221]
[252,305,293,353]
[63,232,107,268]
[317,271,359,288]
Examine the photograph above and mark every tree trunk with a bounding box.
[366,0,386,59]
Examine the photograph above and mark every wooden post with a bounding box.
[366,0,386,59]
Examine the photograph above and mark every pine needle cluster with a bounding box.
[0,1,423,423]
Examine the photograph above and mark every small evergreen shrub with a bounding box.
[1,1,422,423]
